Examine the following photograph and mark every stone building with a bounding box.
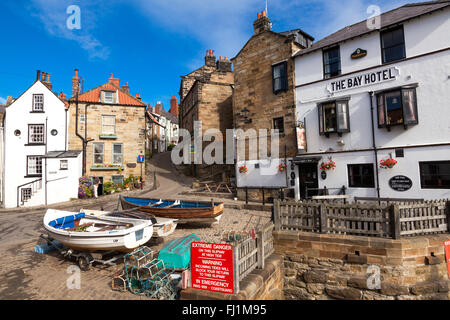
[67,70,146,193]
[179,49,234,178]
[231,10,313,201]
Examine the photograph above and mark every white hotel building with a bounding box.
[292,1,450,200]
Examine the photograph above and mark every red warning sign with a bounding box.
[445,240,450,279]
[191,242,234,294]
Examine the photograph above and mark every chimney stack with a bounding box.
[205,49,216,67]
[41,72,52,91]
[122,82,129,94]
[155,101,162,114]
[36,70,41,82]
[216,55,233,73]
[253,10,271,35]
[59,92,67,100]
[108,73,120,87]
[170,96,179,117]
[72,69,80,97]
[136,93,142,101]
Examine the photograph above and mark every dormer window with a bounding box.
[101,91,116,104]
[32,94,44,112]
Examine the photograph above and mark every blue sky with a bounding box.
[0,0,422,109]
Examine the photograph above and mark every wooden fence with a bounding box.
[232,222,275,294]
[273,199,450,239]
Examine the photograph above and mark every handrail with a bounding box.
[17,178,42,207]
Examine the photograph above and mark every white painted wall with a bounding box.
[293,7,450,200]
[236,158,289,188]
[3,80,79,208]
[46,154,82,205]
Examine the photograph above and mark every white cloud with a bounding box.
[27,0,111,60]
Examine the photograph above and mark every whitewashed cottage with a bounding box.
[292,1,450,200]
[2,71,82,208]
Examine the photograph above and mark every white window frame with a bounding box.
[27,156,43,176]
[60,160,68,170]
[28,124,45,144]
[93,143,104,164]
[102,91,116,104]
[101,115,116,135]
[33,94,44,112]
[112,143,123,165]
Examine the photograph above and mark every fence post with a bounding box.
[233,244,240,294]
[273,199,281,230]
[389,204,401,239]
[257,229,264,269]
[446,200,450,233]
[319,203,328,234]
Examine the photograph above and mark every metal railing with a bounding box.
[17,178,42,207]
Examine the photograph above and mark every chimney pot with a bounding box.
[262,10,266,17]
[74,69,79,78]
[36,70,41,81]
[257,12,261,19]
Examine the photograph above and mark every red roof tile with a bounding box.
[70,82,145,106]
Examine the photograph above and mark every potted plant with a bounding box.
[238,165,248,174]
[380,158,397,169]
[278,163,287,172]
[320,160,336,171]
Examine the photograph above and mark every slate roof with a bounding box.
[44,150,82,158]
[293,0,450,57]
[162,111,179,125]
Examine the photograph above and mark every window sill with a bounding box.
[91,165,124,171]
[25,143,45,146]
[30,111,45,113]
[24,175,42,178]
[99,134,117,139]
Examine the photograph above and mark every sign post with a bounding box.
[445,240,450,279]
[137,155,145,189]
[191,242,235,294]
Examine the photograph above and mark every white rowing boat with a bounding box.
[43,209,154,252]
[81,209,178,238]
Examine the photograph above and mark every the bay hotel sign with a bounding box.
[326,67,400,93]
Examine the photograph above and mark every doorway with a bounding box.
[298,163,319,199]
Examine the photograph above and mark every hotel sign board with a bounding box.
[389,175,413,192]
[191,242,234,294]
[326,67,399,94]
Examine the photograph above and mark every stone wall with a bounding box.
[67,102,146,181]
[232,29,301,160]
[180,254,284,300]
[237,188,283,203]
[274,231,450,300]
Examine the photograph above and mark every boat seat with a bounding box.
[66,222,94,231]
[96,225,121,232]
[161,200,180,209]
[147,200,163,208]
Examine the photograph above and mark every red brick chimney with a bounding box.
[122,82,129,94]
[109,73,120,87]
[59,92,67,100]
[170,96,179,116]
[136,93,142,101]
[155,101,162,114]
[41,72,53,91]
[72,69,80,97]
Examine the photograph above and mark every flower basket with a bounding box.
[320,160,336,171]
[278,163,287,172]
[380,158,397,169]
[238,165,248,174]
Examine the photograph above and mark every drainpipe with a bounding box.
[45,117,48,205]
[65,108,68,152]
[75,94,92,176]
[369,91,381,200]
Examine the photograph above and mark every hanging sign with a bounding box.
[351,48,367,59]
[445,241,450,279]
[326,67,400,94]
[389,175,413,192]
[296,126,307,151]
[191,242,234,294]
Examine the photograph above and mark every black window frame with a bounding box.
[419,161,450,189]
[323,46,341,79]
[272,61,288,94]
[318,99,350,137]
[376,85,418,130]
[347,163,375,188]
[273,117,285,134]
[380,25,406,64]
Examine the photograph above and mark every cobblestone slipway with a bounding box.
[0,152,270,299]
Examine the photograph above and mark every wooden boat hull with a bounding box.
[120,196,224,222]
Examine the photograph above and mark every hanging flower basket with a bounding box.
[278,163,287,172]
[380,158,397,169]
[238,165,248,174]
[320,160,336,171]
